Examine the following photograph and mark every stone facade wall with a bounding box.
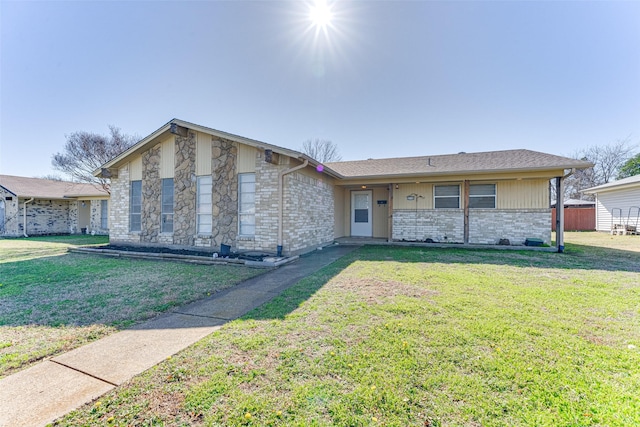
[173,132,197,246]
[141,145,162,243]
[469,209,551,245]
[0,187,20,236]
[108,165,140,243]
[282,171,335,254]
[17,198,71,235]
[210,137,238,248]
[393,209,464,243]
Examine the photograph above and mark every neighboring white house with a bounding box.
[583,174,640,233]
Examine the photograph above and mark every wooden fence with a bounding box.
[551,207,596,231]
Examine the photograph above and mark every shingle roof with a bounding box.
[325,149,593,178]
[0,175,108,199]
[582,174,640,193]
[551,198,596,207]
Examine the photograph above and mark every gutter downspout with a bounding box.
[23,198,34,237]
[556,168,575,253]
[278,159,309,256]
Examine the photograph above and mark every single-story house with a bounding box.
[95,119,592,255]
[0,175,110,237]
[583,174,640,234]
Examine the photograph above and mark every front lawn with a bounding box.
[57,238,640,426]
[0,236,264,378]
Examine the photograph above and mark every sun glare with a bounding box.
[310,0,333,28]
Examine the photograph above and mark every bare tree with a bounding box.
[38,174,64,181]
[560,137,637,200]
[52,125,138,194]
[300,138,342,163]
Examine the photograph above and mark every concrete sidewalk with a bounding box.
[0,244,358,427]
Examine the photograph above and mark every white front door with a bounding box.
[351,190,373,237]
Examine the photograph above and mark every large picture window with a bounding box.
[130,180,142,232]
[434,184,460,208]
[238,173,255,236]
[100,200,108,229]
[161,178,174,233]
[469,184,496,208]
[197,176,212,235]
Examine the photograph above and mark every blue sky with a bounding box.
[1,0,639,178]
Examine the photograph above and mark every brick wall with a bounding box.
[282,171,335,254]
[18,198,71,235]
[107,139,332,255]
[393,209,464,243]
[469,209,551,245]
[392,208,551,245]
[108,165,140,243]
[238,155,279,253]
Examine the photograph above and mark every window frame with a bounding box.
[0,199,5,233]
[468,183,497,209]
[161,178,174,233]
[100,199,108,229]
[130,180,142,232]
[238,173,256,237]
[434,184,461,209]
[196,175,213,235]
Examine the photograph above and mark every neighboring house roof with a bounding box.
[0,175,108,199]
[326,149,593,179]
[582,174,640,194]
[551,198,596,208]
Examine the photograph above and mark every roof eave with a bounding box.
[0,185,17,197]
[583,182,640,194]
[94,121,174,177]
[94,118,345,180]
[335,165,589,181]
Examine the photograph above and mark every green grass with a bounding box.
[0,234,109,263]
[55,236,640,426]
[0,236,264,378]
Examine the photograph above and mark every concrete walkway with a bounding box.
[0,244,358,427]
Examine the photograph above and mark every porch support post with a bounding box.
[463,180,470,244]
[388,184,393,242]
[556,176,565,253]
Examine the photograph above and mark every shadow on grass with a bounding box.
[2,241,638,379]
[2,241,638,331]
[244,242,639,323]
